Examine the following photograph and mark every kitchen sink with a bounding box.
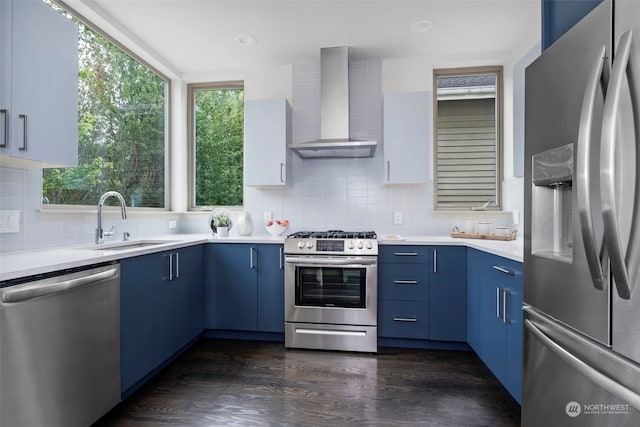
[78,239,178,251]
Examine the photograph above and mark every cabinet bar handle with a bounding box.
[394,252,418,256]
[0,109,7,148]
[175,252,180,279]
[502,289,507,323]
[279,247,283,270]
[386,161,391,181]
[433,249,438,273]
[496,287,502,318]
[492,265,515,276]
[280,163,285,183]
[18,114,27,151]
[168,253,174,281]
[393,280,418,285]
[250,246,255,269]
[393,317,418,322]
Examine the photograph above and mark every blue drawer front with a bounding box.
[379,264,429,301]
[379,245,430,265]
[379,300,429,339]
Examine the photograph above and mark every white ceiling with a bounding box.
[67,0,541,78]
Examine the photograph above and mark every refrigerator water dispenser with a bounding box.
[531,143,573,262]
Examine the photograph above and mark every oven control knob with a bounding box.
[357,241,364,249]
[306,241,314,249]
[348,240,355,249]
[297,241,305,249]
[366,241,373,250]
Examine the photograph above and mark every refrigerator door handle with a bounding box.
[577,44,608,290]
[525,319,640,411]
[601,30,640,300]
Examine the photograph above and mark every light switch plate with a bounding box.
[393,211,403,225]
[0,210,20,233]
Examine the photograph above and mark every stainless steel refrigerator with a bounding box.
[524,0,640,425]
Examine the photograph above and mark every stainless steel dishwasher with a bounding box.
[0,263,121,427]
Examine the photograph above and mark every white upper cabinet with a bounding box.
[244,98,292,187]
[383,91,430,184]
[0,0,78,168]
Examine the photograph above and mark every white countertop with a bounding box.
[0,233,285,282]
[378,235,523,263]
[0,233,521,282]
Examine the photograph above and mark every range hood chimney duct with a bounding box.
[289,47,377,159]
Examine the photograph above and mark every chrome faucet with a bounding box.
[96,191,127,244]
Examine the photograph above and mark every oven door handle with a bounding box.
[285,256,377,266]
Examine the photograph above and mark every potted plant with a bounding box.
[211,211,231,237]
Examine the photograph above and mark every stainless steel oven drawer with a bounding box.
[285,322,378,353]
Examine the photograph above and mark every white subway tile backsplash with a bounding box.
[0,163,181,252]
[0,167,24,183]
[24,222,63,250]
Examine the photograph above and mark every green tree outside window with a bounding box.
[43,18,167,208]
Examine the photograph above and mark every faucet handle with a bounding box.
[123,232,131,241]
[103,224,116,239]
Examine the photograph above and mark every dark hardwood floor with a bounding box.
[94,339,520,426]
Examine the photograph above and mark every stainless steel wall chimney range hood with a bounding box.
[289,47,377,159]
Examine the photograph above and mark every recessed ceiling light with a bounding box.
[411,19,434,33]
[235,34,257,47]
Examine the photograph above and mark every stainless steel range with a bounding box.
[284,230,378,353]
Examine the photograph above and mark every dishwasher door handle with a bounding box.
[2,267,118,303]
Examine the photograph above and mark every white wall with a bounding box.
[244,64,293,101]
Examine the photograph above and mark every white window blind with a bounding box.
[433,66,502,210]
[435,98,497,209]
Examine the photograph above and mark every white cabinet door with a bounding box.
[383,91,430,184]
[244,98,291,186]
[0,0,13,155]
[1,0,78,167]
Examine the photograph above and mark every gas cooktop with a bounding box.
[287,230,377,239]
[284,230,378,255]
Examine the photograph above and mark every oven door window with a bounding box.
[295,266,366,308]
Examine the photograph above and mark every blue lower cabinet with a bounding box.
[378,245,467,343]
[429,246,466,342]
[379,300,429,339]
[211,243,258,331]
[467,248,522,403]
[257,244,285,333]
[171,245,205,348]
[205,243,284,333]
[120,245,204,395]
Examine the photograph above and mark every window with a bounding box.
[188,82,244,208]
[433,66,503,210]
[42,3,169,208]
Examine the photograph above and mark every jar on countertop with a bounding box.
[235,211,254,236]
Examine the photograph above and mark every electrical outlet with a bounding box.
[0,210,20,233]
[168,219,177,229]
[393,211,403,225]
[512,210,520,225]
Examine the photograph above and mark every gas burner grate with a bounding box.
[287,230,377,239]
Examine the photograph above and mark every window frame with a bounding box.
[187,81,244,211]
[432,65,503,211]
[42,0,171,212]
